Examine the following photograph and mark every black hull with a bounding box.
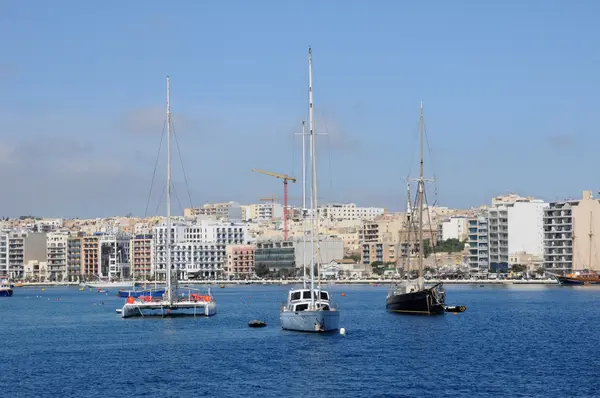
[386,288,445,315]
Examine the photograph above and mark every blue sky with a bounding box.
[0,0,599,218]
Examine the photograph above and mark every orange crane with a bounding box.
[252,169,297,240]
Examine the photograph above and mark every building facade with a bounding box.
[224,245,256,278]
[320,203,385,221]
[255,240,295,273]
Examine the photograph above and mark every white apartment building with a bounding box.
[320,203,385,221]
[242,203,284,222]
[441,216,468,242]
[46,231,68,281]
[467,216,489,273]
[0,233,7,276]
[152,220,249,280]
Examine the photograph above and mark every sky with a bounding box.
[0,0,599,218]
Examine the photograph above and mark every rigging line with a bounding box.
[291,127,296,181]
[423,187,438,270]
[144,119,167,218]
[405,120,420,181]
[423,122,439,205]
[171,118,194,208]
[154,183,167,216]
[322,117,333,192]
[171,182,185,216]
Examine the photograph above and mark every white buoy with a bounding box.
[340,328,346,336]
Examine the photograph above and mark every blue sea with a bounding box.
[1,284,600,397]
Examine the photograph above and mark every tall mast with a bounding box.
[589,211,593,269]
[301,120,307,289]
[166,76,172,304]
[308,47,315,307]
[418,101,424,285]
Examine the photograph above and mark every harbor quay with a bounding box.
[13,278,559,287]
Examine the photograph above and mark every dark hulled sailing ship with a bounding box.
[386,102,446,315]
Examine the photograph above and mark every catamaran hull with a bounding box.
[386,289,445,315]
[121,301,216,318]
[280,310,340,332]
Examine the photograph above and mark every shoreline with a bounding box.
[13,278,559,287]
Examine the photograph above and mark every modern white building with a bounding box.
[46,231,68,281]
[507,200,547,256]
[319,203,385,221]
[467,216,489,273]
[151,220,249,280]
[242,203,284,222]
[441,216,468,242]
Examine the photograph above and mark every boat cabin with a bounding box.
[288,288,330,303]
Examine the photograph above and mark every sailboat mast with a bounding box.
[418,101,424,280]
[301,120,307,289]
[166,76,173,304]
[308,47,316,307]
[589,211,593,269]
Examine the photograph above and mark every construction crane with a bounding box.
[252,169,297,240]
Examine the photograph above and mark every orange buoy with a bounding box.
[341,292,346,297]
[127,296,135,304]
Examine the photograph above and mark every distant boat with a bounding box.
[86,281,134,289]
[117,287,166,298]
[557,270,600,285]
[0,279,13,297]
[386,103,446,315]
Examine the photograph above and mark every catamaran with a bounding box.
[120,76,216,318]
[280,47,340,332]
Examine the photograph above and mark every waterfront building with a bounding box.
[151,220,248,280]
[46,231,68,281]
[292,237,345,270]
[0,233,7,277]
[66,236,83,281]
[359,222,379,243]
[224,245,256,278]
[130,234,152,280]
[467,215,489,273]
[544,190,600,274]
[255,240,295,274]
[82,235,99,278]
[98,233,130,279]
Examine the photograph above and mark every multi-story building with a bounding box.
[361,242,397,265]
[255,240,295,273]
[82,235,100,277]
[359,222,379,243]
[46,232,68,281]
[152,220,248,280]
[467,216,489,273]
[131,234,152,280]
[487,206,509,273]
[184,201,242,222]
[320,203,385,221]
[225,245,256,278]
[7,232,26,278]
[543,191,600,275]
[98,233,130,280]
[242,203,284,222]
[292,237,345,270]
[0,233,8,277]
[67,236,83,281]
